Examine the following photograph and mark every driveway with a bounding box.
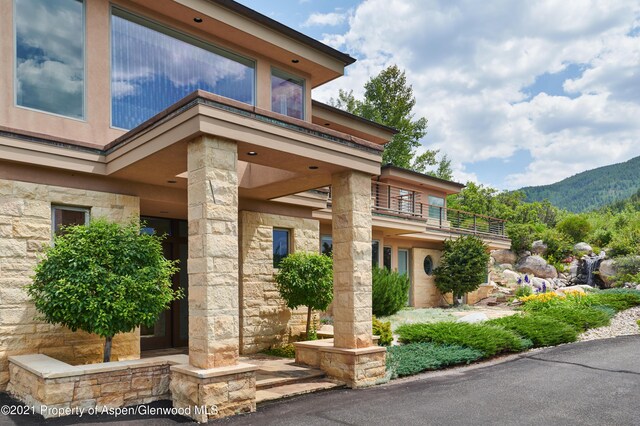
[2,336,639,425]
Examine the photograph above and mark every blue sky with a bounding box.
[238,1,640,190]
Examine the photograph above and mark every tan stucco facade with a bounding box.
[0,178,140,391]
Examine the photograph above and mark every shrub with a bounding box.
[372,316,393,346]
[396,322,530,357]
[514,285,533,298]
[612,255,640,286]
[488,314,578,347]
[507,223,545,254]
[28,219,181,362]
[608,227,640,257]
[520,290,586,311]
[532,305,612,331]
[434,236,490,304]
[372,267,410,316]
[556,215,592,244]
[586,290,640,312]
[386,343,483,378]
[275,252,333,336]
[538,227,573,262]
[262,344,295,358]
[591,228,613,247]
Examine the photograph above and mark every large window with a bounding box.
[111,8,255,130]
[271,68,304,120]
[428,195,445,220]
[273,229,290,268]
[52,205,89,236]
[320,235,332,256]
[15,0,85,119]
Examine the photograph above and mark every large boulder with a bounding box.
[516,255,558,279]
[598,259,617,288]
[574,242,593,254]
[531,240,548,255]
[491,249,517,265]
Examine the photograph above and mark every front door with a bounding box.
[140,217,189,351]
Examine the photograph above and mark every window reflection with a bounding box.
[273,229,290,268]
[111,9,255,130]
[271,69,304,120]
[15,0,84,119]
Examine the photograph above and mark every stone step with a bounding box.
[255,378,345,404]
[256,367,326,390]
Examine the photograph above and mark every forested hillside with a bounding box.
[520,156,640,212]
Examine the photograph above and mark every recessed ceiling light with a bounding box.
[247,151,258,156]
[193,17,203,23]
[324,123,330,126]
[167,180,177,184]
[308,166,319,170]
[291,59,300,64]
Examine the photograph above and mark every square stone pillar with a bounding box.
[187,135,239,369]
[331,170,374,349]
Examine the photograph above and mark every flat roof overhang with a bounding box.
[0,91,382,203]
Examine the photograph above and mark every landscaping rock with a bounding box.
[637,284,640,291]
[502,269,521,283]
[457,312,489,324]
[516,255,558,279]
[555,285,592,295]
[531,277,549,290]
[499,263,514,270]
[598,259,617,288]
[574,242,593,254]
[491,249,517,265]
[531,240,548,255]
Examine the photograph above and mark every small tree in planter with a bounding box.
[274,252,333,337]
[434,235,490,306]
[27,219,182,362]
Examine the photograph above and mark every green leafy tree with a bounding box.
[372,267,410,316]
[434,236,490,305]
[331,65,452,178]
[274,252,333,337]
[28,219,181,362]
[556,215,592,244]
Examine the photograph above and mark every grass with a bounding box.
[487,314,579,347]
[379,307,459,331]
[396,322,531,357]
[386,343,483,378]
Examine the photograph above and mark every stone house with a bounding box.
[0,0,509,420]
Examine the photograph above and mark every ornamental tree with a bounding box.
[28,219,182,362]
[274,252,333,337]
[434,235,490,305]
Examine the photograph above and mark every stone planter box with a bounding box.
[7,354,187,418]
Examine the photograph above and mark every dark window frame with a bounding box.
[273,228,291,268]
[51,205,89,238]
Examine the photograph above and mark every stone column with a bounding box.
[187,135,239,369]
[331,170,373,349]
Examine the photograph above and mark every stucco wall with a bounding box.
[411,248,444,307]
[0,178,140,390]
[239,211,319,353]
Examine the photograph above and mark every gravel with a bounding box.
[578,306,640,341]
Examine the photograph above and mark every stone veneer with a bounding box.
[7,354,180,417]
[239,211,319,353]
[0,179,140,391]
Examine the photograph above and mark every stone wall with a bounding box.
[0,178,140,390]
[7,354,177,418]
[239,211,319,353]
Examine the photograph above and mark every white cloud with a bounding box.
[302,12,346,27]
[313,0,640,190]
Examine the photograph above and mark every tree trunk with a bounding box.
[306,305,312,338]
[103,336,113,363]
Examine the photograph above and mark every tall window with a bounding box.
[111,8,255,130]
[372,240,380,267]
[15,0,85,119]
[52,205,89,236]
[320,235,332,256]
[273,228,290,268]
[428,195,445,220]
[383,246,392,270]
[271,68,304,119]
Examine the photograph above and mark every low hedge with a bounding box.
[387,342,483,378]
[585,290,640,312]
[396,322,531,357]
[487,314,579,347]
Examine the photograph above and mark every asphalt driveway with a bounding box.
[2,335,639,425]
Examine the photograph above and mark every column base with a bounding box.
[294,340,387,388]
[170,363,257,423]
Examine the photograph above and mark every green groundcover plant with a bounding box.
[396,322,531,357]
[386,343,483,378]
[28,219,181,362]
[487,314,579,348]
[531,306,613,331]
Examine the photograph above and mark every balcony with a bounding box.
[369,181,506,237]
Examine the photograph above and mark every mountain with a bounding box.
[519,156,640,212]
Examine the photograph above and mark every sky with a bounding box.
[238,0,640,190]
